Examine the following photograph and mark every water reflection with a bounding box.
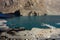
[6,16,60,30]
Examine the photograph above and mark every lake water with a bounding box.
[5,16,60,30]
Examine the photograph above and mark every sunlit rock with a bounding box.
[0,0,60,16]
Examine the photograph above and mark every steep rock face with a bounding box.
[0,0,46,16]
[0,0,60,16]
[47,0,60,15]
[0,0,20,13]
[20,0,47,16]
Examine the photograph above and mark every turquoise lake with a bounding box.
[5,16,60,30]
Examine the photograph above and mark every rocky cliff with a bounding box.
[0,0,47,16]
[47,0,60,15]
[0,0,20,13]
[0,0,60,16]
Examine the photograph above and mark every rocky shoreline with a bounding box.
[0,28,60,40]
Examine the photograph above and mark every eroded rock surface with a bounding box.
[0,0,20,13]
[47,0,60,15]
[0,0,60,16]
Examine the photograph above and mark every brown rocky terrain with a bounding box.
[0,0,60,16]
[0,0,20,13]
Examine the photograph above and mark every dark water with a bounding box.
[5,16,60,30]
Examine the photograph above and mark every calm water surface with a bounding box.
[5,16,60,30]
